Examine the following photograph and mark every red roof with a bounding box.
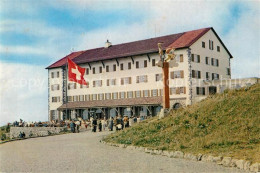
[46,27,231,69]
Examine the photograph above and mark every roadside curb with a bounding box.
[100,140,260,172]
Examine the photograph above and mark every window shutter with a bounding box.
[145,75,148,82]
[176,88,180,94]
[212,41,214,50]
[198,71,201,79]
[128,62,131,69]
[152,59,156,66]
[51,72,54,78]
[209,40,211,49]
[51,85,54,91]
[99,66,102,73]
[198,55,200,63]
[93,81,96,87]
[129,77,132,84]
[74,83,77,89]
[180,54,183,62]
[184,87,186,94]
[211,58,214,65]
[144,60,147,67]
[192,70,195,78]
[100,80,102,86]
[181,70,184,78]
[57,72,59,78]
[113,64,116,71]
[171,71,174,79]
[136,61,139,68]
[107,79,109,86]
[212,73,214,80]
[217,74,219,79]
[191,54,194,62]
[217,59,219,66]
[120,63,123,70]
[136,76,139,83]
[121,78,124,85]
[57,85,60,90]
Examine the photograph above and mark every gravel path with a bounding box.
[0,130,246,173]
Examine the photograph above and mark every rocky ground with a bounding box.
[0,130,247,172]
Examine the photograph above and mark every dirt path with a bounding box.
[0,130,246,172]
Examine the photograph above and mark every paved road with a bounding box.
[0,130,246,173]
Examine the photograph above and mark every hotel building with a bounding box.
[46,27,234,121]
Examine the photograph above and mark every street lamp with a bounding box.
[157,43,176,118]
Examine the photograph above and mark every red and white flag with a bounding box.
[68,58,88,85]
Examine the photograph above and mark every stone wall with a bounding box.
[10,127,66,139]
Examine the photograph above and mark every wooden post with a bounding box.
[162,62,170,109]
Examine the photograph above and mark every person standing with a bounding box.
[98,119,102,132]
[101,118,106,131]
[70,121,75,133]
[108,117,114,131]
[92,118,97,132]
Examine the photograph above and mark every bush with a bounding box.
[1,133,6,140]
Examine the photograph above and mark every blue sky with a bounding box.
[0,0,259,125]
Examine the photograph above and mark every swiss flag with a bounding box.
[68,58,88,85]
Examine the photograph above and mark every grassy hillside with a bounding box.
[104,84,260,162]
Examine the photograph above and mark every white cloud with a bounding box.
[0,62,48,126]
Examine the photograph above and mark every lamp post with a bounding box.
[157,43,176,118]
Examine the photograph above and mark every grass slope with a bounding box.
[104,84,260,162]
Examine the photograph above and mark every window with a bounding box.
[217,46,220,52]
[211,58,219,66]
[170,87,186,94]
[159,89,163,96]
[105,93,111,100]
[106,65,109,72]
[107,79,116,86]
[144,60,147,68]
[196,87,205,95]
[79,95,84,101]
[202,41,205,48]
[209,40,214,50]
[128,62,131,70]
[98,93,104,100]
[127,91,133,98]
[92,94,97,100]
[155,74,162,81]
[206,72,210,80]
[120,63,124,70]
[51,71,59,78]
[99,66,102,73]
[136,75,148,83]
[205,57,210,65]
[113,64,116,71]
[171,70,184,79]
[121,77,131,85]
[93,67,96,74]
[191,54,200,63]
[67,96,72,102]
[68,83,76,90]
[152,89,158,96]
[175,54,184,62]
[51,84,60,91]
[152,59,156,66]
[135,91,141,98]
[112,92,118,99]
[143,90,149,97]
[212,73,219,80]
[86,68,89,75]
[227,68,231,75]
[120,92,125,99]
[136,61,139,69]
[80,83,89,88]
[85,95,90,101]
[73,95,78,102]
[93,80,102,87]
[52,96,60,102]
[192,70,201,79]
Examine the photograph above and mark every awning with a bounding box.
[57,96,162,110]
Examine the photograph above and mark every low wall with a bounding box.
[10,127,66,139]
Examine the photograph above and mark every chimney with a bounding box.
[105,39,112,48]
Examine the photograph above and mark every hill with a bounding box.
[104,84,260,162]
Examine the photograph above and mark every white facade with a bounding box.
[47,29,234,121]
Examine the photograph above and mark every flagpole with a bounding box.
[66,59,68,121]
